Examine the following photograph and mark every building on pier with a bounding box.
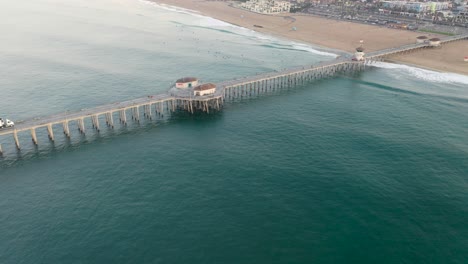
[352,40,365,61]
[416,36,428,43]
[429,38,441,47]
[176,77,198,89]
[353,47,365,61]
[193,83,216,96]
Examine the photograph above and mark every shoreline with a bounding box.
[149,0,467,76]
[384,59,444,73]
[152,0,349,57]
[216,4,351,56]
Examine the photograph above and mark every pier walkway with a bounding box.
[1,34,467,153]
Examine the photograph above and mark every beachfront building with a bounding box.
[240,0,291,14]
[176,77,198,89]
[381,1,451,13]
[193,83,216,96]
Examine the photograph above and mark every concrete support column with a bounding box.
[147,105,152,119]
[206,101,210,114]
[108,112,114,127]
[62,121,70,137]
[78,118,86,134]
[92,115,100,131]
[47,124,54,141]
[13,130,20,150]
[0,143,2,155]
[133,106,139,121]
[105,113,109,125]
[120,109,127,124]
[30,128,38,145]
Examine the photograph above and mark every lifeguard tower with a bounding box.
[352,40,365,61]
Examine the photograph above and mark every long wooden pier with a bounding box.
[1,34,467,154]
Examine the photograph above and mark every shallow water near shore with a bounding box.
[1,0,468,263]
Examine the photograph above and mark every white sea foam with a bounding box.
[138,0,337,57]
[195,17,337,57]
[372,61,468,85]
[291,43,338,57]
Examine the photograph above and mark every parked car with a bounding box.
[0,118,15,128]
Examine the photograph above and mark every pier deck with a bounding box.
[0,94,174,136]
[1,34,467,152]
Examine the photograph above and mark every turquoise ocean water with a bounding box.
[1,0,467,263]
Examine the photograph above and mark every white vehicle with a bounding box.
[0,118,14,128]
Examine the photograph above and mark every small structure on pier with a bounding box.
[416,36,428,43]
[193,83,216,96]
[176,77,198,89]
[353,47,365,61]
[429,38,441,47]
[352,40,365,61]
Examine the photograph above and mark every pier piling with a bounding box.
[0,35,466,154]
[62,121,70,137]
[108,112,114,127]
[13,130,20,150]
[133,107,140,122]
[92,115,100,131]
[30,128,38,145]
[78,118,86,134]
[120,109,127,124]
[47,124,54,141]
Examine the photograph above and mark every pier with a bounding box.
[1,34,467,154]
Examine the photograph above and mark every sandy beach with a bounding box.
[390,41,468,75]
[152,0,467,75]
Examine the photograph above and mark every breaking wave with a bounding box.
[371,61,468,85]
[138,0,337,57]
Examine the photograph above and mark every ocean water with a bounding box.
[1,0,468,263]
